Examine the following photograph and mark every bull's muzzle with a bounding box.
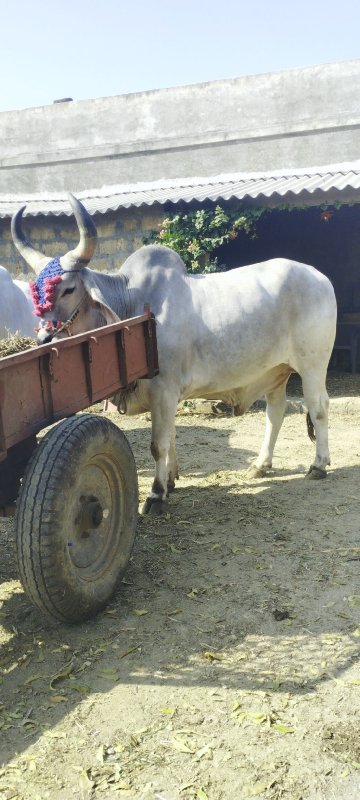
[36,319,63,345]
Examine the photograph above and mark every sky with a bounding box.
[0,0,360,113]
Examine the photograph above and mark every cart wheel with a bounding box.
[15,415,138,623]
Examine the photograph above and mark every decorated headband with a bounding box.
[29,258,64,317]
[29,258,81,317]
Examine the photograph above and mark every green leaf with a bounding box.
[96,670,120,681]
[202,651,223,662]
[271,723,294,735]
[170,736,194,754]
[347,595,360,606]
[24,673,44,686]
[247,712,267,724]
[119,645,139,659]
[243,782,268,797]
[49,695,67,703]
[49,657,76,689]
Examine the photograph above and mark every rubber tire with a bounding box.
[15,414,138,623]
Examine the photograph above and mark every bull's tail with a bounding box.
[306,411,316,443]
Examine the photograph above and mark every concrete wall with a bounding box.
[0,207,165,278]
[1,59,360,193]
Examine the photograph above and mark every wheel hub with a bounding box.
[75,495,104,534]
[69,491,111,570]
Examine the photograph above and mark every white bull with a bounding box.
[11,195,337,513]
[0,266,35,338]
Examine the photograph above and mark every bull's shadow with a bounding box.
[131,419,257,480]
[1,457,360,769]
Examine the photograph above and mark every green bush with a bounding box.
[143,203,265,273]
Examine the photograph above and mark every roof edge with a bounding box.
[1,160,360,218]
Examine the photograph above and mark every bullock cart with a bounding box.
[0,309,158,623]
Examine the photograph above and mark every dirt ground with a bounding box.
[1,370,360,800]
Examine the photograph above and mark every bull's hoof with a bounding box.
[141,496,166,515]
[167,480,176,494]
[211,402,233,416]
[306,465,327,480]
[245,464,269,479]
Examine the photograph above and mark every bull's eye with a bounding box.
[62,286,76,297]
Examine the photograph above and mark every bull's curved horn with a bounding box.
[60,194,97,271]
[11,206,52,275]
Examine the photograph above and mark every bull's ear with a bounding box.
[86,284,120,325]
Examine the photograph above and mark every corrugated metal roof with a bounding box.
[1,161,360,218]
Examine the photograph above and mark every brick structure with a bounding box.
[0,207,165,278]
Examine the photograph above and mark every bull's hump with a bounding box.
[125,245,187,275]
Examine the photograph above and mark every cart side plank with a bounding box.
[0,313,158,460]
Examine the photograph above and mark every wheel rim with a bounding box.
[65,452,124,580]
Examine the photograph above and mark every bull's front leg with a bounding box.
[142,392,178,515]
[167,424,179,493]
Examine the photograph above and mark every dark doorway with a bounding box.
[214,203,360,372]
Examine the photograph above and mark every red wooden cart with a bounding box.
[0,309,158,623]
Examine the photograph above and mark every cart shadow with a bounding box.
[1,463,359,768]
[0,422,257,588]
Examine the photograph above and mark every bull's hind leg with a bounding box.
[301,370,330,479]
[246,380,288,478]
